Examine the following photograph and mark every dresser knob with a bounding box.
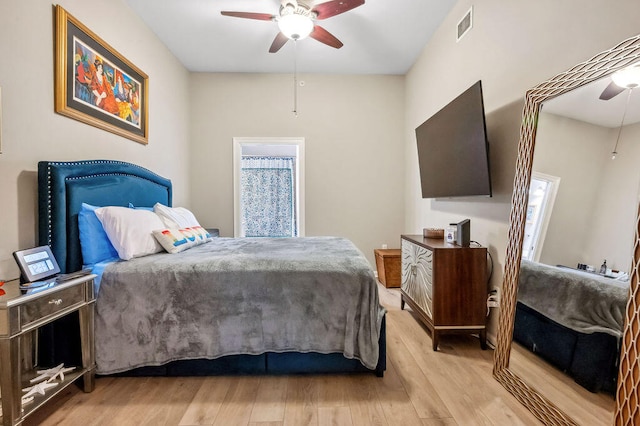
[410,264,417,276]
[48,299,63,306]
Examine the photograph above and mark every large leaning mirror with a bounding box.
[494,34,640,426]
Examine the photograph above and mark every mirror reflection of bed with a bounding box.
[509,73,640,423]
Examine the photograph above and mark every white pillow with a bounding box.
[152,226,213,254]
[95,206,165,260]
[153,203,201,229]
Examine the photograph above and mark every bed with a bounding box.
[36,159,386,377]
[513,259,628,392]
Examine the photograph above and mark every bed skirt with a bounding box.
[514,302,618,393]
[38,315,386,377]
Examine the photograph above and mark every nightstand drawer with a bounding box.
[20,285,84,328]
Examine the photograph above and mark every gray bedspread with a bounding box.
[95,236,385,374]
[518,259,629,337]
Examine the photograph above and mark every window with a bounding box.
[522,172,560,262]
[233,138,305,237]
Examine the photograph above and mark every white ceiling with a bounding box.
[123,0,457,74]
[542,74,640,128]
[123,1,640,128]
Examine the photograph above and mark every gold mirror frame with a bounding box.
[493,34,640,426]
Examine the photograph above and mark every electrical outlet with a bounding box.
[486,289,499,309]
[381,244,387,249]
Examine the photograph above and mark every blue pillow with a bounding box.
[128,203,154,211]
[78,203,119,265]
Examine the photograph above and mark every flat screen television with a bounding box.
[415,80,492,199]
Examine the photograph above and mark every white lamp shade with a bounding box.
[278,14,314,40]
[612,65,640,89]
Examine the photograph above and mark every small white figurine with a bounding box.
[22,381,58,399]
[30,363,76,384]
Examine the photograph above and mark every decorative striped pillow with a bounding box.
[152,226,213,254]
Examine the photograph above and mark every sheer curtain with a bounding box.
[240,156,297,237]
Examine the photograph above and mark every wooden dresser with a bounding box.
[400,234,487,350]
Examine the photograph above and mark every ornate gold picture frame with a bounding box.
[54,5,148,144]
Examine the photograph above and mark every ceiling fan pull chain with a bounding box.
[293,40,298,117]
[611,87,633,159]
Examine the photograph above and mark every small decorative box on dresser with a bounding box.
[400,235,487,351]
[0,275,96,425]
[374,249,401,288]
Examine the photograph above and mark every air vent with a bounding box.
[456,7,473,42]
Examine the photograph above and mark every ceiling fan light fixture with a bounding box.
[611,65,640,89]
[278,13,313,40]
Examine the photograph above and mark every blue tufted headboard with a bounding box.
[38,160,172,273]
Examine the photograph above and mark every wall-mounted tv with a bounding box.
[415,80,492,199]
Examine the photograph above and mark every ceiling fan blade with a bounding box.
[220,11,274,21]
[269,32,290,53]
[309,25,343,49]
[599,81,626,100]
[312,0,364,20]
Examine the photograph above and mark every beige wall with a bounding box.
[189,73,405,266]
[534,114,640,273]
[0,0,191,279]
[584,122,640,273]
[404,0,640,343]
[534,113,609,268]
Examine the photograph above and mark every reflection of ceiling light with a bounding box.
[278,13,313,40]
[611,65,640,89]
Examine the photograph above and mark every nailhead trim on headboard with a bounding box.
[46,166,52,246]
[43,160,169,247]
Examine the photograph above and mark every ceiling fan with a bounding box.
[221,0,365,53]
[599,63,640,100]
[599,64,640,159]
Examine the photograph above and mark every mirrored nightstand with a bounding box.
[0,275,96,425]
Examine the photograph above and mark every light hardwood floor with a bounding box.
[24,284,541,426]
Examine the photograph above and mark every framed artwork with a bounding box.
[54,5,148,144]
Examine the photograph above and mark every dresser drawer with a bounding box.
[20,285,85,328]
[401,239,434,318]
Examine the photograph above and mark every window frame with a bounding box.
[232,137,305,237]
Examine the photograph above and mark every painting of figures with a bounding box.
[55,5,148,144]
